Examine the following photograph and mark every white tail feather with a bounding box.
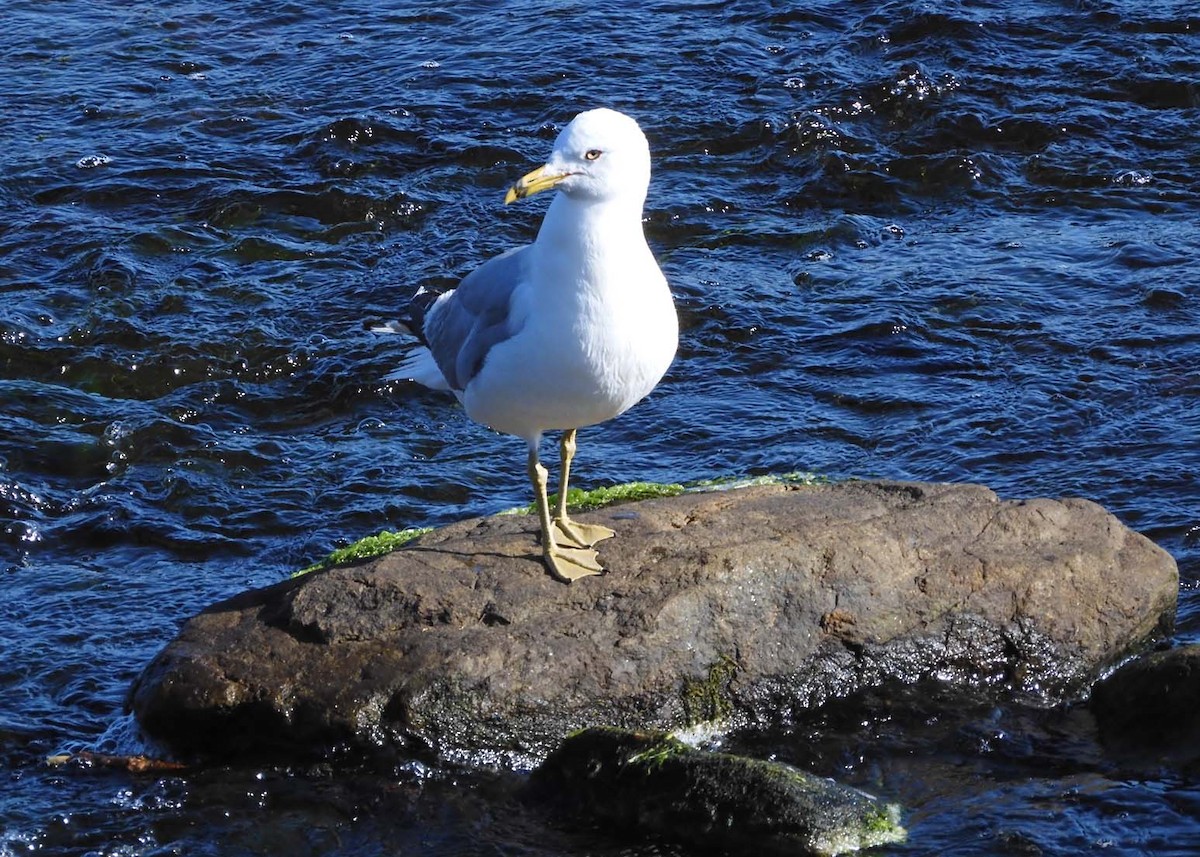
[387,346,451,391]
[370,320,413,335]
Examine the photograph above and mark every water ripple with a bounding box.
[2,0,1199,854]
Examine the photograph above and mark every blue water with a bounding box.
[3,0,1199,853]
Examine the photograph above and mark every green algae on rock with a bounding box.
[529,727,905,856]
[295,482,686,578]
[680,654,738,726]
[685,470,827,492]
[293,476,820,578]
[508,480,686,516]
[294,527,432,577]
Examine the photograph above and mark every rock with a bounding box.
[1090,643,1200,761]
[528,727,906,856]
[128,480,1177,764]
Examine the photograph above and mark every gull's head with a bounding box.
[505,108,651,206]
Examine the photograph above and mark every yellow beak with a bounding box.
[504,164,571,204]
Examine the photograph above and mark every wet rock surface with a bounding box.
[528,727,905,856]
[129,480,1177,764]
[1090,643,1200,763]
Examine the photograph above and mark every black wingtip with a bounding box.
[405,285,445,347]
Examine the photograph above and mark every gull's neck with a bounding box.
[535,191,648,257]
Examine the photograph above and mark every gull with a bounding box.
[393,108,678,583]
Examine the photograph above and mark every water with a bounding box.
[2,0,1199,853]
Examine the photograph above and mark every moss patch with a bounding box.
[532,727,907,855]
[504,472,826,517]
[290,472,826,578]
[505,480,685,516]
[681,655,738,726]
[687,471,826,492]
[293,527,432,577]
[627,732,690,769]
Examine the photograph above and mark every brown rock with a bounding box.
[128,480,1177,764]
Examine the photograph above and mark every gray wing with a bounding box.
[423,245,530,392]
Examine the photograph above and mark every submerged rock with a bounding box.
[529,727,905,856]
[128,480,1177,764]
[1090,643,1200,762]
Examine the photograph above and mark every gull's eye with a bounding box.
[584,149,603,161]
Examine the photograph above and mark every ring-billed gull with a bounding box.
[393,108,678,582]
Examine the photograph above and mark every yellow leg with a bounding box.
[553,429,616,549]
[528,444,603,583]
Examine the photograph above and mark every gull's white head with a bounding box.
[505,108,651,207]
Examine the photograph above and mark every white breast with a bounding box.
[463,238,677,442]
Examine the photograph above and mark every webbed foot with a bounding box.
[553,517,616,549]
[543,544,605,582]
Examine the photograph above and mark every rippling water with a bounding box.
[3,1,1199,854]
